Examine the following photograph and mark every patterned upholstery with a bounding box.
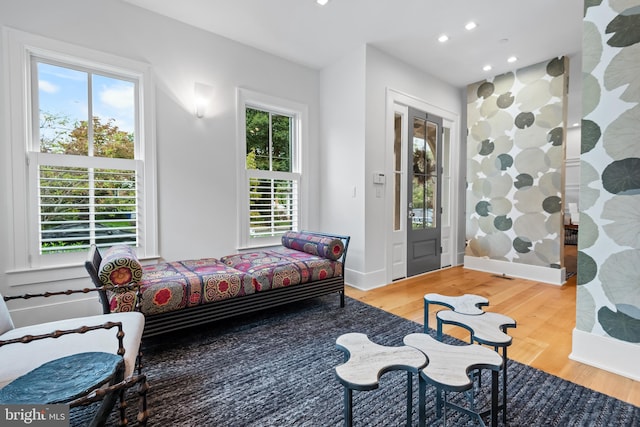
[98,245,143,288]
[221,248,341,291]
[108,258,255,315]
[105,237,345,317]
[270,247,343,278]
[281,231,345,261]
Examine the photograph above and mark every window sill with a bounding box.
[6,264,89,287]
[236,243,281,252]
[6,255,161,288]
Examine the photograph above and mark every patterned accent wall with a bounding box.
[466,58,568,269]
[578,0,640,344]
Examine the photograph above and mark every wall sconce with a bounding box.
[194,82,214,118]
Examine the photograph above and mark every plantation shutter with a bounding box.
[247,170,299,239]
[32,152,139,253]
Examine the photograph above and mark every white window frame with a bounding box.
[236,88,307,249]
[3,28,158,277]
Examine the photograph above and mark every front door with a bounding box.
[407,107,442,276]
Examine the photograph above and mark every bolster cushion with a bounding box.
[98,245,143,288]
[281,231,344,261]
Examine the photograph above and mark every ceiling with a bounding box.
[122,0,583,88]
[122,0,584,124]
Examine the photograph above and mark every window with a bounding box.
[237,89,306,248]
[34,61,138,254]
[5,29,157,270]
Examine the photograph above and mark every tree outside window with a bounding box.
[35,61,138,253]
[245,107,298,239]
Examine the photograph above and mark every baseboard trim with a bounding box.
[345,268,387,291]
[463,256,566,285]
[570,328,640,381]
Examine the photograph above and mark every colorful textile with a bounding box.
[98,245,143,288]
[271,246,344,277]
[109,258,255,315]
[219,252,302,291]
[106,242,344,316]
[281,231,345,261]
[221,248,341,291]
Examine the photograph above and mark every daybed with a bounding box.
[86,231,350,337]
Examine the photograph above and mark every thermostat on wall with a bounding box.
[373,172,385,185]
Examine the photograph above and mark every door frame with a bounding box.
[390,104,408,280]
[385,88,461,283]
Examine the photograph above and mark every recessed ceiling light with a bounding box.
[438,34,449,43]
[507,56,518,63]
[483,65,492,71]
[316,0,329,5]
[465,22,477,31]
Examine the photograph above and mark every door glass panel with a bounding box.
[412,176,425,230]
[394,174,401,231]
[394,113,402,231]
[426,121,437,228]
[412,117,438,229]
[441,127,450,227]
[394,114,402,171]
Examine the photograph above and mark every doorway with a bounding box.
[407,107,443,276]
[386,90,460,283]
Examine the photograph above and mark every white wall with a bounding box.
[318,46,367,284]
[2,0,467,319]
[0,0,320,325]
[319,45,462,290]
[364,46,462,278]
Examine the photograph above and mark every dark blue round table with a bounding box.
[0,352,123,404]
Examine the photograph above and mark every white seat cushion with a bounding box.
[0,312,144,389]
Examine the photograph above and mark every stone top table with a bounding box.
[423,293,489,331]
[404,333,503,427]
[435,310,515,347]
[335,332,427,426]
[404,333,502,391]
[435,310,516,424]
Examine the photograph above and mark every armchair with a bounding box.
[0,288,148,426]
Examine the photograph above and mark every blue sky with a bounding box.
[37,62,135,136]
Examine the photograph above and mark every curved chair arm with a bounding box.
[2,285,140,303]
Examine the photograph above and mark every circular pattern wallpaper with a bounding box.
[577,0,640,344]
[466,57,567,268]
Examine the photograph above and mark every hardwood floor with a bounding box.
[344,248,640,407]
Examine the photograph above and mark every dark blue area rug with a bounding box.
[74,295,639,426]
